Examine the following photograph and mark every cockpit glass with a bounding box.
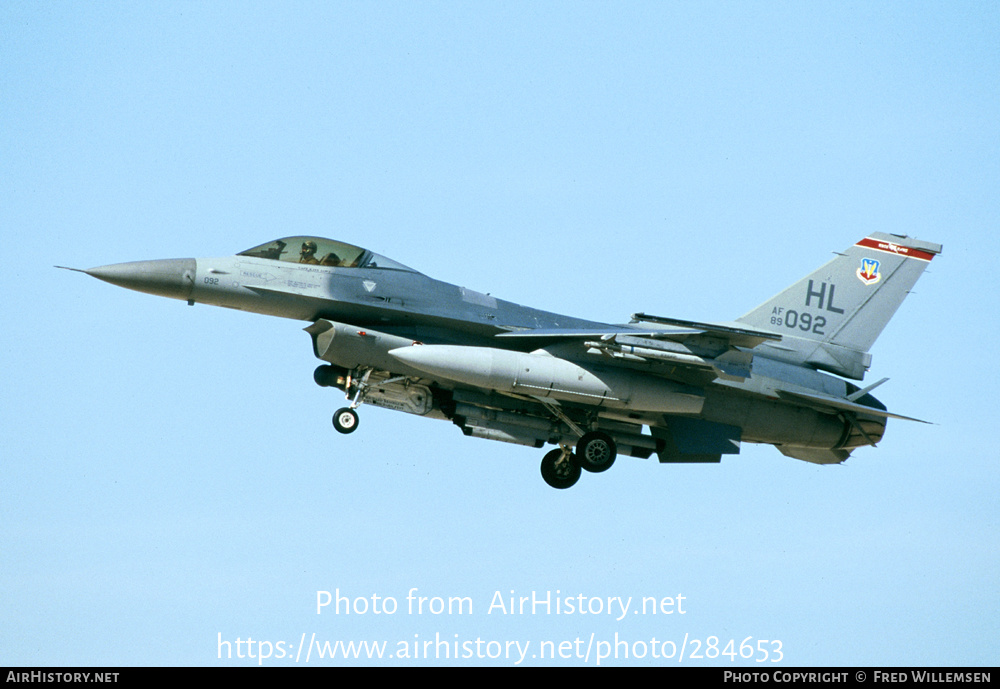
[238,237,367,267]
[238,237,417,272]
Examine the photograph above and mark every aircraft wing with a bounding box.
[495,326,695,340]
[497,322,779,383]
[496,314,782,349]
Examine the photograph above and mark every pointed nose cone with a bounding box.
[85,258,197,301]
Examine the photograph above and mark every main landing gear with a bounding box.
[533,400,618,489]
[539,431,618,489]
[576,431,617,473]
[540,447,581,489]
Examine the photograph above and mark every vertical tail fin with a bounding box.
[736,233,942,379]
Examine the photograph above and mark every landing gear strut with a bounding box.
[535,399,620,488]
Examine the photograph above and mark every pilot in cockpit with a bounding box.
[299,241,320,264]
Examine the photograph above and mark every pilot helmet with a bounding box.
[301,241,318,253]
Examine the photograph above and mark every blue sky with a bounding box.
[2,1,997,666]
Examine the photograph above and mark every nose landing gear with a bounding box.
[333,407,360,434]
[315,364,372,435]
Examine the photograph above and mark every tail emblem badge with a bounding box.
[857,258,881,285]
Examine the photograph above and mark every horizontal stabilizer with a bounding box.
[776,389,931,424]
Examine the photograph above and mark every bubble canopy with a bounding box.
[237,236,416,272]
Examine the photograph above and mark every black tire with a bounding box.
[576,431,617,473]
[540,449,581,489]
[333,407,360,434]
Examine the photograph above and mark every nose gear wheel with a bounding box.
[333,407,360,434]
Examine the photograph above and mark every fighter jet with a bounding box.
[65,233,941,488]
